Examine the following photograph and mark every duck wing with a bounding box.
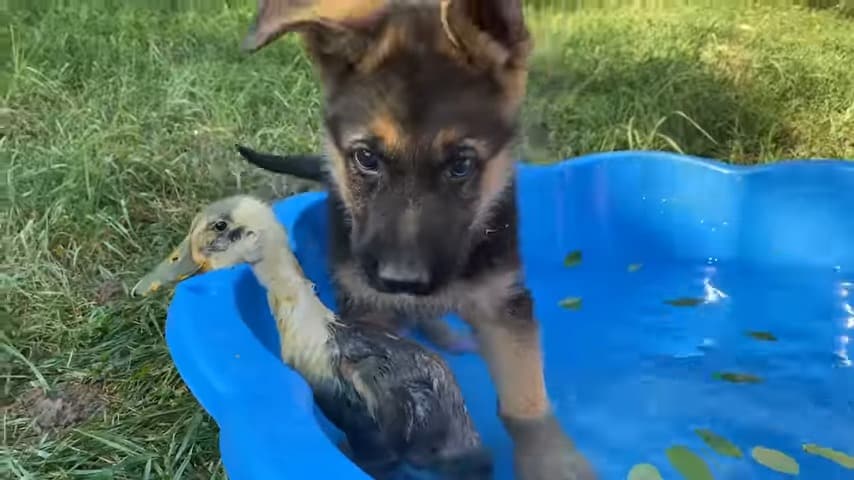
[338,329,455,455]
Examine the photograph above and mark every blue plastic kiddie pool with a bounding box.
[165,151,854,479]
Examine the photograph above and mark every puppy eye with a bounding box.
[213,220,228,232]
[447,148,477,179]
[448,158,473,178]
[352,147,380,174]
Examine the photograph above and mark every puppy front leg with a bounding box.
[473,293,547,418]
[464,287,597,480]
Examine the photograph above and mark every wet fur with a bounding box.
[317,325,489,479]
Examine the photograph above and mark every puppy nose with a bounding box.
[377,260,431,294]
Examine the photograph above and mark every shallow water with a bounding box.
[268,155,854,478]
[426,260,854,479]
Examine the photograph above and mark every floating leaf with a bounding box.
[751,446,799,474]
[694,428,743,458]
[746,331,778,342]
[563,250,583,267]
[803,443,854,469]
[665,297,704,307]
[558,297,582,311]
[628,263,644,272]
[713,372,763,384]
[665,445,714,480]
[627,463,663,480]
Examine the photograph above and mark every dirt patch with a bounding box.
[94,279,124,305]
[8,382,108,434]
[700,40,755,85]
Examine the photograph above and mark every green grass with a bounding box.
[3,3,853,479]
[523,5,854,162]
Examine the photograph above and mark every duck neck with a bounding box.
[249,238,337,385]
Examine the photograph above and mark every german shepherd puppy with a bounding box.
[239,1,596,478]
[237,145,480,354]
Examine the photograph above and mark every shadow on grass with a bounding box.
[511,3,854,164]
[522,48,796,164]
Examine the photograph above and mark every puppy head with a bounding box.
[244,0,530,296]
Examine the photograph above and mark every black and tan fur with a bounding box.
[239,1,596,478]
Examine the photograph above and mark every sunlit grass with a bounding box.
[522,5,854,162]
[3,2,853,478]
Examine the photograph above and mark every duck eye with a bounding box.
[213,220,228,232]
[352,147,380,174]
[447,148,477,179]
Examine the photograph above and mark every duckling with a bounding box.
[132,195,491,480]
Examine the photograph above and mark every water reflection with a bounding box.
[837,335,851,367]
[837,281,852,367]
[703,276,728,303]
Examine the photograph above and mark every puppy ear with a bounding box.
[241,0,389,53]
[442,0,531,69]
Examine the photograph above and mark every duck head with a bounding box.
[131,195,284,296]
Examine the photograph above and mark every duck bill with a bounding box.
[131,235,208,297]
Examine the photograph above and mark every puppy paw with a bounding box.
[502,412,597,480]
